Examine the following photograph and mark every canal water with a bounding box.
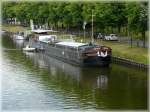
[1,34,148,111]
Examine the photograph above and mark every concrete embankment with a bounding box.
[112,56,148,69]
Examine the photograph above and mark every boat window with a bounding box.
[56,45,65,49]
[68,47,77,51]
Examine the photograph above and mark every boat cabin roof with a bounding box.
[55,41,87,48]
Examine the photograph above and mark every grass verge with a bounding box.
[2,24,30,32]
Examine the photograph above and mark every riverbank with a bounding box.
[2,25,148,65]
[2,24,30,32]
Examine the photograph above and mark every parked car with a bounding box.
[104,34,118,41]
[94,32,105,39]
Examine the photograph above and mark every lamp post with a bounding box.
[91,10,95,44]
[83,21,87,41]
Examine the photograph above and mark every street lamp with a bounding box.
[83,21,87,41]
[91,10,95,44]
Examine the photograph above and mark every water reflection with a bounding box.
[24,51,111,90]
[2,34,147,110]
[23,49,147,109]
[97,75,108,89]
[14,40,24,48]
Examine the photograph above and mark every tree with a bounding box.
[2,2,17,24]
[2,1,148,44]
[126,2,148,47]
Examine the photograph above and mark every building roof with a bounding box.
[31,29,58,33]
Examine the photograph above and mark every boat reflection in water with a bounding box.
[24,52,110,90]
[23,51,147,109]
[97,75,108,89]
[13,40,24,48]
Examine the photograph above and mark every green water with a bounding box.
[1,34,148,111]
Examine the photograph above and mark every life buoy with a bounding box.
[97,51,107,57]
[97,51,101,56]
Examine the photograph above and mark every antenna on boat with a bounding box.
[91,10,95,44]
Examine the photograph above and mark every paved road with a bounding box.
[118,36,148,48]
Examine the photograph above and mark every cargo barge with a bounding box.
[29,30,112,67]
[41,41,111,66]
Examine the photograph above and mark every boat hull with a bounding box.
[39,41,111,67]
[83,56,111,67]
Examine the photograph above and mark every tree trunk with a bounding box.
[118,25,121,33]
[111,26,113,33]
[48,22,51,29]
[126,26,128,36]
[67,24,70,33]
[130,35,133,48]
[62,24,64,29]
[142,31,146,48]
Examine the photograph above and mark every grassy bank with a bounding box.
[97,40,148,64]
[2,24,30,32]
[2,25,148,64]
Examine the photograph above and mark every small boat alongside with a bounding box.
[28,29,58,51]
[1,30,6,34]
[23,45,35,52]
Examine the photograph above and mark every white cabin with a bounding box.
[39,35,57,42]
